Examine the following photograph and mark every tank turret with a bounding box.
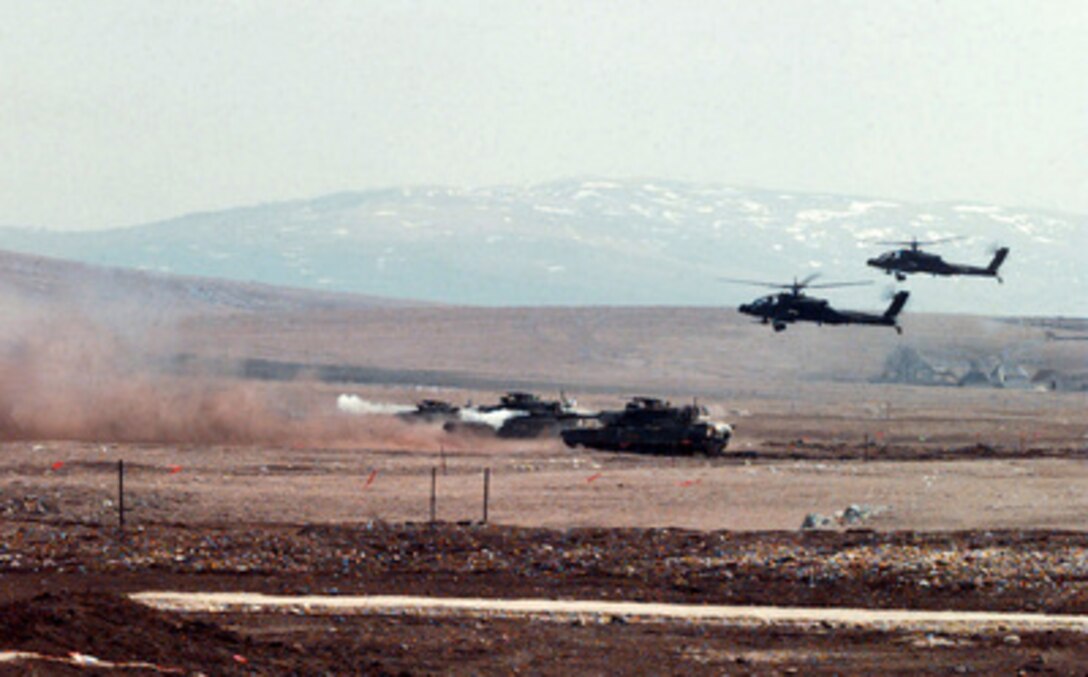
[397,399,461,424]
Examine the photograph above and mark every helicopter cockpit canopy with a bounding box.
[744,295,776,311]
[738,294,779,317]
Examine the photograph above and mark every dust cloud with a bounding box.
[0,286,449,449]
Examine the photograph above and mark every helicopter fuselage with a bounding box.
[867,247,1008,282]
[739,291,908,333]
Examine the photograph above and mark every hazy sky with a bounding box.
[3,1,1086,230]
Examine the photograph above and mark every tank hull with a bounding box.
[561,425,729,457]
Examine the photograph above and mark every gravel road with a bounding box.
[135,591,1088,633]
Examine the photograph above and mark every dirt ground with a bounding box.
[2,404,1087,532]
[5,589,1088,675]
[5,522,1088,674]
[2,390,1088,674]
[3,257,1088,673]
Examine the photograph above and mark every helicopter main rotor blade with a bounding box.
[805,281,874,289]
[872,235,966,247]
[717,276,792,289]
[915,235,967,246]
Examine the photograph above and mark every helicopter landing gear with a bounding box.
[773,322,787,332]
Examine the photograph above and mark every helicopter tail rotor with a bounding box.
[986,247,1010,281]
[883,291,910,320]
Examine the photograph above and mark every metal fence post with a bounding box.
[118,459,125,534]
[482,467,490,524]
[429,466,437,523]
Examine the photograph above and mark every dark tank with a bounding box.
[493,392,588,438]
[397,399,461,424]
[561,397,733,456]
[444,391,588,439]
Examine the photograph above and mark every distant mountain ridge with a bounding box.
[0,248,415,316]
[1,179,1083,315]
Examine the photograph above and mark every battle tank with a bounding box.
[494,392,588,439]
[397,399,461,424]
[445,391,589,439]
[561,397,733,456]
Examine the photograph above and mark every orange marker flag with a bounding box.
[50,461,65,471]
[167,465,183,474]
[364,469,378,488]
[586,472,603,484]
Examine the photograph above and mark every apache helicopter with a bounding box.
[866,237,1009,283]
[725,274,910,334]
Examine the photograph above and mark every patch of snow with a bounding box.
[853,228,895,245]
[794,210,839,224]
[954,205,1001,214]
[740,200,769,215]
[533,205,575,215]
[796,201,894,225]
[651,190,682,203]
[849,200,900,211]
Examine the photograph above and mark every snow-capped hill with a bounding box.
[0,179,1082,316]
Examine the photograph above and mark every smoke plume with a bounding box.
[0,282,445,448]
